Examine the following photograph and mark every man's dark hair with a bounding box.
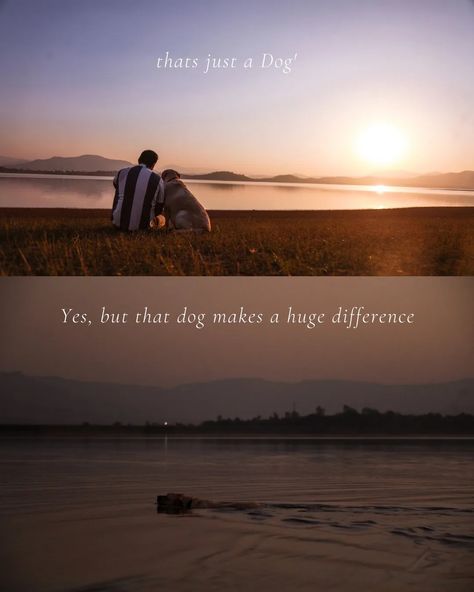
[138,149,159,168]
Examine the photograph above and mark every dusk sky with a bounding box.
[0,0,473,175]
[0,278,472,388]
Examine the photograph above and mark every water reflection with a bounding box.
[0,173,473,210]
[1,438,473,511]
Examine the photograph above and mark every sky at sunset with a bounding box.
[0,0,473,176]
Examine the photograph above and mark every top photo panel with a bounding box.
[0,0,473,276]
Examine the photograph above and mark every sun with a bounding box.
[356,123,407,167]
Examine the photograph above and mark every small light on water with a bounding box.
[373,185,387,195]
[164,421,168,426]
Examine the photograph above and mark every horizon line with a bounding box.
[3,152,474,180]
[2,370,473,390]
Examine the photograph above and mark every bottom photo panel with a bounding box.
[0,277,473,592]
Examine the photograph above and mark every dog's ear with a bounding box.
[162,169,180,182]
[161,169,180,183]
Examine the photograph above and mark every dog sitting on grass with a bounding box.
[153,169,211,233]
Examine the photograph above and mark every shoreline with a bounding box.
[1,429,473,441]
[1,205,474,217]
[1,169,473,192]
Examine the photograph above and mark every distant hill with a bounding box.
[2,154,473,190]
[185,171,253,182]
[284,171,474,190]
[182,170,474,191]
[0,372,472,425]
[261,174,308,184]
[12,154,133,173]
[404,170,474,191]
[161,164,219,175]
[0,155,28,167]
[182,171,321,184]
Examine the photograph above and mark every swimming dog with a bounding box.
[156,493,261,513]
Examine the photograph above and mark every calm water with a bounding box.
[1,438,473,513]
[1,173,473,210]
[1,439,473,592]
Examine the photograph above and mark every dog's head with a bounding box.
[161,169,181,183]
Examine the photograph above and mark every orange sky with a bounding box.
[1,1,473,176]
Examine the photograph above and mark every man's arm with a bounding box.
[111,169,121,220]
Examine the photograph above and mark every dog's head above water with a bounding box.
[161,169,181,183]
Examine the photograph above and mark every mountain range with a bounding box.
[0,155,29,167]
[0,154,133,172]
[1,372,472,425]
[1,154,473,190]
[183,170,474,190]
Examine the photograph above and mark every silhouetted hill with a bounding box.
[2,155,473,189]
[262,174,308,184]
[405,171,474,190]
[182,170,474,190]
[306,172,474,190]
[0,372,472,425]
[0,155,28,167]
[11,154,133,173]
[185,171,253,182]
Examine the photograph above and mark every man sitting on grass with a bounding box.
[112,149,164,231]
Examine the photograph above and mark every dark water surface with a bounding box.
[1,438,473,592]
[1,438,473,511]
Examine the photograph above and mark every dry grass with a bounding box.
[0,207,473,276]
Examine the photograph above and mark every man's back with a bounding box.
[112,164,164,231]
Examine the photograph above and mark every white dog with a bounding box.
[159,169,211,233]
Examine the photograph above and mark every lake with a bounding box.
[1,173,473,210]
[1,437,473,591]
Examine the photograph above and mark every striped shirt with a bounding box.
[112,164,164,231]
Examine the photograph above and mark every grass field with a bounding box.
[0,207,473,275]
